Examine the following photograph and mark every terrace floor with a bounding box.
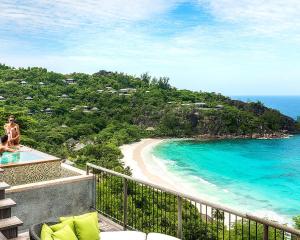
[13,214,123,240]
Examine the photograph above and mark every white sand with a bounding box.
[120,138,176,189]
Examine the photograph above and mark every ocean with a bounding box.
[151,96,300,224]
[152,136,300,224]
[232,96,300,120]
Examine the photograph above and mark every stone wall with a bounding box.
[0,161,79,186]
[6,174,95,231]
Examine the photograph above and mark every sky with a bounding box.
[0,0,300,96]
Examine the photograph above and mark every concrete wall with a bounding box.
[6,174,95,231]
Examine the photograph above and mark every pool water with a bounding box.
[0,151,51,165]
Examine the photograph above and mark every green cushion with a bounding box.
[50,219,75,233]
[73,214,99,240]
[52,225,78,240]
[41,224,53,240]
[60,212,98,227]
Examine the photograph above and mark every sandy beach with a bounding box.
[120,138,177,190]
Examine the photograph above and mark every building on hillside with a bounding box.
[65,78,76,84]
[0,96,6,101]
[25,96,33,100]
[146,127,155,131]
[181,103,192,106]
[82,106,91,113]
[60,94,69,99]
[119,88,137,94]
[91,107,99,111]
[194,102,207,108]
[20,80,27,85]
[45,108,53,114]
[216,104,224,109]
[39,82,45,86]
[97,89,104,93]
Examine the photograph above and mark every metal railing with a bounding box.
[86,163,300,240]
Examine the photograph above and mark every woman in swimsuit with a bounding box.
[4,115,20,147]
[0,135,15,154]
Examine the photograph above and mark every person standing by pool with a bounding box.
[0,135,16,154]
[4,115,20,147]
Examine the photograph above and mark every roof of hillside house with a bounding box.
[195,102,206,106]
[181,103,191,106]
[0,96,5,100]
[25,96,33,100]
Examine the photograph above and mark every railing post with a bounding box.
[123,178,128,230]
[264,224,269,240]
[86,165,90,175]
[177,196,183,239]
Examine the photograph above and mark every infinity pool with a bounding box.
[0,147,59,167]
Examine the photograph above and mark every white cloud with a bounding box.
[0,0,182,32]
[198,0,300,35]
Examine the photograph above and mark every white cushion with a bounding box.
[101,231,147,240]
[147,233,180,240]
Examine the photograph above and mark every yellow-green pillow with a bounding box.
[52,225,78,240]
[60,212,98,227]
[50,219,75,233]
[73,214,99,240]
[41,224,53,240]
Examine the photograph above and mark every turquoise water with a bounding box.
[0,151,47,165]
[232,96,300,120]
[153,136,300,222]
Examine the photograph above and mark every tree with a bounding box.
[293,215,300,229]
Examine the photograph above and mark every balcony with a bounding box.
[0,161,300,239]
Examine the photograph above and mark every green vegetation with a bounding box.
[293,216,300,229]
[296,117,300,132]
[0,64,297,168]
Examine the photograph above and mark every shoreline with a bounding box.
[120,138,177,189]
[120,137,293,226]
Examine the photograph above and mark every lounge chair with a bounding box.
[29,222,180,240]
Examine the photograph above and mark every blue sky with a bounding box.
[0,0,300,95]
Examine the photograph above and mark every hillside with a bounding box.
[0,64,298,170]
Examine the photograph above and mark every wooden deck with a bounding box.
[12,214,123,239]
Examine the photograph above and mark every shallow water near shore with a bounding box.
[152,135,300,223]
